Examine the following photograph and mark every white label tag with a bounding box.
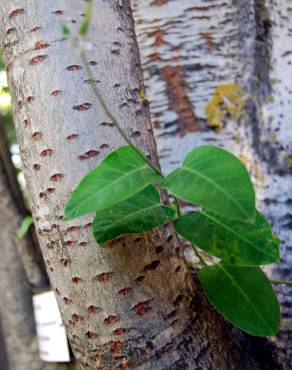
[33,291,70,363]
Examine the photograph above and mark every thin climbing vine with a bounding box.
[63,3,281,338]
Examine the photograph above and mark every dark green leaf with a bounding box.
[92,185,175,245]
[79,1,93,36]
[162,146,255,221]
[198,264,280,336]
[17,216,34,239]
[64,146,161,220]
[175,211,280,265]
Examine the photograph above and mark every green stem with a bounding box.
[192,246,208,266]
[173,196,181,217]
[69,32,213,268]
[76,37,195,237]
[72,38,161,176]
[271,279,292,286]
[80,51,134,148]
[202,255,216,265]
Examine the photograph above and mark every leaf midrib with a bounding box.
[69,164,152,214]
[203,212,274,261]
[182,165,250,219]
[218,265,274,334]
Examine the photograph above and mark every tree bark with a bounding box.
[0,1,282,369]
[256,2,292,367]
[132,0,292,368]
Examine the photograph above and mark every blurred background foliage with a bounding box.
[0,53,25,190]
[0,55,15,144]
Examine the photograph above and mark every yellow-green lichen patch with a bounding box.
[205,83,245,129]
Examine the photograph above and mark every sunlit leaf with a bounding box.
[162,146,255,222]
[64,146,161,220]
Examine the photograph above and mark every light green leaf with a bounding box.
[92,185,175,245]
[175,210,280,265]
[64,146,161,220]
[198,264,280,336]
[79,0,93,36]
[17,216,34,239]
[162,146,255,221]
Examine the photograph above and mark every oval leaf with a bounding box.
[64,146,161,220]
[162,146,255,221]
[175,211,280,265]
[92,185,175,245]
[198,264,280,336]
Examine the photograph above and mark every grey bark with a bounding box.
[132,0,292,368]
[0,1,283,369]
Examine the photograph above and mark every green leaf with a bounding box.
[162,146,255,221]
[62,25,71,36]
[92,185,175,245]
[17,216,34,239]
[0,56,4,70]
[198,264,280,336]
[79,0,93,36]
[175,211,280,265]
[64,146,161,220]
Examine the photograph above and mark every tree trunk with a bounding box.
[132,0,292,367]
[0,1,282,369]
[256,2,292,367]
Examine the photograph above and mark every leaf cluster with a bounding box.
[64,145,280,336]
